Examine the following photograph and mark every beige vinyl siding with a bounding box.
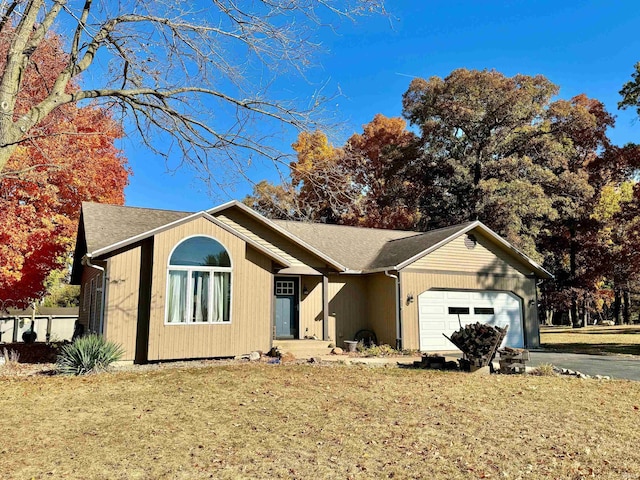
[78,263,104,332]
[399,271,539,350]
[215,208,328,269]
[327,276,368,347]
[298,274,396,345]
[148,217,273,361]
[411,233,531,276]
[299,276,323,339]
[103,247,141,361]
[366,273,397,347]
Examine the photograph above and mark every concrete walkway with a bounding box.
[528,351,640,381]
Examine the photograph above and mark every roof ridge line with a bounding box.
[273,218,422,235]
[383,221,476,244]
[83,201,194,214]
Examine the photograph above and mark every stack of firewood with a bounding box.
[498,347,530,374]
[444,322,508,368]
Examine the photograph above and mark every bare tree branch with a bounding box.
[0,0,387,189]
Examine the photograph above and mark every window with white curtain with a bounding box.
[166,236,232,324]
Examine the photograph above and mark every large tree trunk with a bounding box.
[569,229,581,328]
[580,300,587,328]
[614,289,621,325]
[571,301,580,328]
[552,310,567,326]
[623,289,630,325]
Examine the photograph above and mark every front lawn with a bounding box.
[540,324,640,355]
[1,363,640,479]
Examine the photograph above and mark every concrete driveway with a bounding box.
[529,351,640,381]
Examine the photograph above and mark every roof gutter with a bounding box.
[82,254,106,336]
[385,270,402,350]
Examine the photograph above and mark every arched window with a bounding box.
[166,236,232,324]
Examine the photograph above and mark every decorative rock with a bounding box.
[554,367,609,380]
[331,347,343,355]
[248,351,261,361]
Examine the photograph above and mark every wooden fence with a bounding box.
[0,308,78,343]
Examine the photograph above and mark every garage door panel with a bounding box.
[419,305,446,314]
[444,291,473,300]
[424,320,449,333]
[420,336,450,350]
[418,289,524,351]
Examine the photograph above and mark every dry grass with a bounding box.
[0,347,20,374]
[541,325,640,355]
[1,363,640,479]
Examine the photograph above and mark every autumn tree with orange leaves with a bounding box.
[0,31,129,308]
[245,115,419,226]
[249,69,640,327]
[340,114,420,229]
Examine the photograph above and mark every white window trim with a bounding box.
[164,235,233,326]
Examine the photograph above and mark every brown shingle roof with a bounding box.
[82,202,191,253]
[271,220,425,271]
[78,202,548,276]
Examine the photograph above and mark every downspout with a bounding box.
[385,270,402,350]
[82,254,106,335]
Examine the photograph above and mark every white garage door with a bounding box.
[418,290,523,351]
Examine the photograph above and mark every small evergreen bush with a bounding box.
[56,334,124,375]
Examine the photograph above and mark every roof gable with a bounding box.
[82,202,191,254]
[78,203,291,267]
[367,222,476,271]
[389,221,551,278]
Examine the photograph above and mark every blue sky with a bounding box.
[122,0,640,212]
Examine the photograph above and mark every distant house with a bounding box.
[71,201,552,363]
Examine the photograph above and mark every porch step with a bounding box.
[273,340,334,359]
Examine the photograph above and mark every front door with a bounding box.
[274,277,299,339]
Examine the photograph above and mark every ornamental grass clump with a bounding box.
[0,348,20,373]
[356,342,398,357]
[56,334,124,375]
[530,363,557,377]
